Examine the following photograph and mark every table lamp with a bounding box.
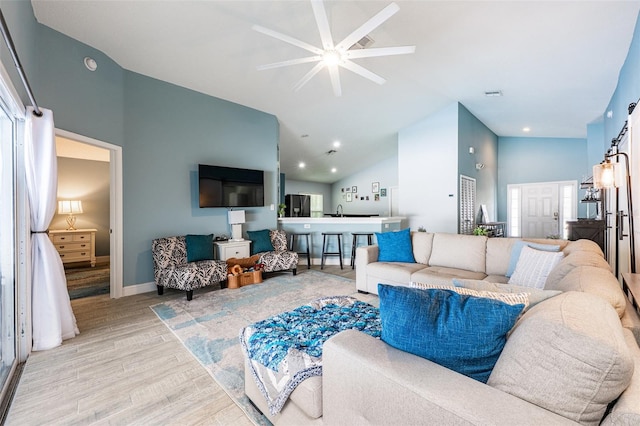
[58,200,83,230]
[228,210,246,241]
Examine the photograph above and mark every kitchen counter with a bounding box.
[278,217,406,267]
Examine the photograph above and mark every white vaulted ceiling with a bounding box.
[31,1,640,182]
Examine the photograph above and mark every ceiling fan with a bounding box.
[253,0,415,97]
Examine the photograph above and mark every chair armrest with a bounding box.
[323,330,577,425]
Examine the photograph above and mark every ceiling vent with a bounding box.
[326,149,337,155]
[484,90,503,97]
[349,35,374,50]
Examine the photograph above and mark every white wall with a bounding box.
[398,103,459,233]
[331,156,399,216]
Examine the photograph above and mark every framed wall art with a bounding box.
[372,182,380,193]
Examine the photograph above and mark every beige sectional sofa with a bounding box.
[245,232,640,425]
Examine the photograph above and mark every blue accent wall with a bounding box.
[603,10,640,145]
[123,72,278,284]
[497,137,588,221]
[458,104,498,222]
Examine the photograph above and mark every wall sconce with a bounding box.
[58,200,83,230]
[593,153,635,273]
[228,210,246,241]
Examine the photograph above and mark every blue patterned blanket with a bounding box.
[239,296,380,415]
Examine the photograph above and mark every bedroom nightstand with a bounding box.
[49,228,97,267]
[214,240,251,261]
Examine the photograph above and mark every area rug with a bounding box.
[65,265,110,299]
[150,270,377,425]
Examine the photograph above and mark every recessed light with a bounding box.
[83,56,97,71]
[333,141,341,148]
[523,127,531,132]
[298,162,305,168]
[331,167,337,173]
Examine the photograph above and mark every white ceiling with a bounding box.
[31,1,640,183]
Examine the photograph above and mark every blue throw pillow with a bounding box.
[375,228,415,263]
[185,234,214,262]
[378,284,524,383]
[506,241,560,277]
[247,229,274,255]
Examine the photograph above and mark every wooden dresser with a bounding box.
[48,228,97,267]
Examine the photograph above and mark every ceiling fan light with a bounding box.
[322,50,342,66]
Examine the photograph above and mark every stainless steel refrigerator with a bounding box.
[285,194,311,217]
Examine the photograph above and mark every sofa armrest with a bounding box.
[323,330,578,426]
[355,245,378,292]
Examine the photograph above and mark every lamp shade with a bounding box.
[228,210,245,224]
[593,162,624,189]
[58,200,83,215]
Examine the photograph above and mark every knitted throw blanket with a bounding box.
[239,296,381,415]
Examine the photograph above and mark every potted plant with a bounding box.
[473,226,489,236]
[278,203,286,218]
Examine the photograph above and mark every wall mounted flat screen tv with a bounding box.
[199,164,264,208]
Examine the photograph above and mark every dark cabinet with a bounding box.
[567,220,606,251]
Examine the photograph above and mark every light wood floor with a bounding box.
[6,265,355,425]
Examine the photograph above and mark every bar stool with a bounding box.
[350,232,374,269]
[321,232,343,269]
[289,232,311,269]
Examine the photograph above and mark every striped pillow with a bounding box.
[508,246,564,289]
[410,282,530,310]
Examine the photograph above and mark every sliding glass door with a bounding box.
[0,96,17,401]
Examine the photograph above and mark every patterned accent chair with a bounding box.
[152,236,227,301]
[257,230,298,275]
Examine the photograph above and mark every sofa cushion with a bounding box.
[485,238,519,276]
[378,284,524,383]
[367,262,427,286]
[546,265,627,318]
[185,234,214,262]
[601,328,640,425]
[506,240,561,277]
[508,246,563,289]
[410,266,486,286]
[544,250,611,289]
[453,279,561,309]
[375,228,415,262]
[563,239,604,257]
[411,232,434,264]
[429,233,487,273]
[488,292,634,426]
[247,229,274,255]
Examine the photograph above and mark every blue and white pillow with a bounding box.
[506,240,560,277]
[508,246,564,289]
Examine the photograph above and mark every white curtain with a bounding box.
[24,107,79,351]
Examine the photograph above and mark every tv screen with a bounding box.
[199,164,264,208]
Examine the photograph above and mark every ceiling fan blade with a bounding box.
[253,25,324,55]
[344,46,415,60]
[311,0,334,50]
[293,62,326,92]
[335,2,400,51]
[340,60,386,85]
[328,65,342,97]
[257,56,322,71]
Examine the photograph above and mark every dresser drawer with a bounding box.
[52,232,91,244]
[49,229,97,267]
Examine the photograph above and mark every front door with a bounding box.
[521,183,559,238]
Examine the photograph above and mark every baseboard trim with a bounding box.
[122,281,156,297]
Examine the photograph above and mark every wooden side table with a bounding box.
[214,240,251,261]
[621,273,640,312]
[48,228,97,267]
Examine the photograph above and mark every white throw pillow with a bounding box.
[508,246,564,289]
